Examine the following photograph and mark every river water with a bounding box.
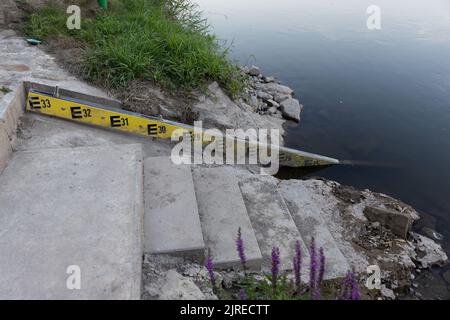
[196,0,450,295]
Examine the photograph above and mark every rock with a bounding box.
[272,112,283,119]
[158,104,182,120]
[221,272,244,289]
[380,285,396,299]
[363,206,413,239]
[213,272,223,287]
[261,83,294,96]
[422,227,444,241]
[411,233,448,268]
[252,81,263,90]
[248,65,261,77]
[258,102,268,111]
[237,100,256,113]
[266,99,280,108]
[191,82,285,138]
[158,270,206,300]
[371,222,381,230]
[263,76,275,83]
[442,270,450,283]
[248,95,259,109]
[273,93,291,103]
[222,274,234,289]
[268,107,277,114]
[240,65,250,73]
[280,98,302,122]
[256,90,273,101]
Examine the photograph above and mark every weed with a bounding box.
[23,0,245,96]
[0,86,12,94]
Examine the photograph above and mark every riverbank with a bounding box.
[6,0,302,140]
[2,0,448,300]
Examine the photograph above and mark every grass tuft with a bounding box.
[1,86,12,94]
[23,0,245,96]
[23,3,71,39]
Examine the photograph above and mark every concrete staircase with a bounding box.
[0,29,351,298]
[0,93,350,299]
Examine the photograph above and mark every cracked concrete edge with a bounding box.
[0,82,25,173]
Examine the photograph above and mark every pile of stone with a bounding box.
[240,65,303,122]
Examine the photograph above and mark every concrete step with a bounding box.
[192,166,262,270]
[239,176,309,272]
[278,180,350,279]
[143,157,205,259]
[0,144,143,299]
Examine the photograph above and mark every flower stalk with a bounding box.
[271,246,281,297]
[236,227,247,272]
[293,240,302,295]
[205,250,216,291]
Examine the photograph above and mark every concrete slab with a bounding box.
[192,166,262,270]
[143,157,205,259]
[0,144,143,299]
[278,180,350,279]
[239,176,310,272]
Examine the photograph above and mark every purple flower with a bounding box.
[236,227,247,271]
[205,251,215,288]
[340,271,360,300]
[350,272,361,300]
[339,271,351,300]
[271,247,281,294]
[271,247,281,277]
[309,237,318,298]
[318,247,325,284]
[293,240,302,293]
[313,246,326,300]
[238,289,247,300]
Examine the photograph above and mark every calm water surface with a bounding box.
[196,0,450,274]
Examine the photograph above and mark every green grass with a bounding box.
[23,4,72,39]
[23,0,245,96]
[0,86,12,94]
